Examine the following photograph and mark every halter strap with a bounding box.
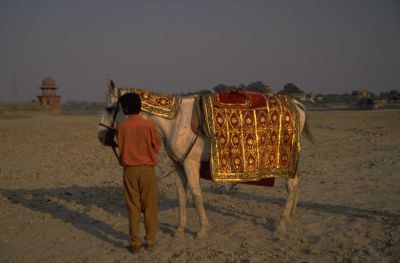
[98,123,114,130]
[99,104,120,160]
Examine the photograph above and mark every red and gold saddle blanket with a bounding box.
[131,88,181,119]
[202,90,301,182]
[118,88,181,119]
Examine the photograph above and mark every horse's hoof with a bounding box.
[275,222,287,232]
[195,229,208,239]
[174,230,185,238]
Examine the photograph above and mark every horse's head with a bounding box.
[98,77,120,146]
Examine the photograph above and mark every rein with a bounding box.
[176,134,199,164]
[157,134,199,181]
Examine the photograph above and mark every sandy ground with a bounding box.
[0,110,399,262]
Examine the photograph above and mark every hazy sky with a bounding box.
[1,0,399,101]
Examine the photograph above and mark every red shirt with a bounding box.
[117,114,161,167]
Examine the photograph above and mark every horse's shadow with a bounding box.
[1,184,398,247]
[202,186,400,226]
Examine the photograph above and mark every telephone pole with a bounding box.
[13,73,18,101]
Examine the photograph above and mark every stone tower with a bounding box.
[37,77,61,111]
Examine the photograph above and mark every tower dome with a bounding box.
[41,77,57,88]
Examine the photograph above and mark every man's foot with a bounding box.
[145,244,156,252]
[126,245,141,255]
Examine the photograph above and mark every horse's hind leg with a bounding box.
[184,161,209,239]
[289,175,301,218]
[276,173,301,232]
[175,165,188,238]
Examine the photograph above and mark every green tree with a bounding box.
[280,83,303,94]
[179,89,211,96]
[245,81,268,93]
[213,84,235,93]
[379,89,399,100]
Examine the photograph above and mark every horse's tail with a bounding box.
[294,100,315,144]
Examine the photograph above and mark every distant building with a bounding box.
[351,89,370,99]
[304,92,316,103]
[303,92,322,103]
[291,92,306,101]
[37,77,61,111]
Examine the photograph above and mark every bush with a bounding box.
[61,101,107,112]
[0,102,44,113]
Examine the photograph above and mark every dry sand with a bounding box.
[0,110,399,262]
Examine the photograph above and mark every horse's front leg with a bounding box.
[183,160,209,239]
[276,173,301,232]
[174,164,188,238]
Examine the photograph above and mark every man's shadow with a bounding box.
[0,186,177,248]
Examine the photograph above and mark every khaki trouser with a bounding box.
[123,166,158,247]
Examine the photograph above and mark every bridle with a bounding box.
[99,104,120,130]
[99,104,120,159]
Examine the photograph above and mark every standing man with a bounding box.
[117,93,161,254]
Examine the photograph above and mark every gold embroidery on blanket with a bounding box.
[118,88,181,120]
[203,94,300,182]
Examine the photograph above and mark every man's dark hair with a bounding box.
[119,93,141,114]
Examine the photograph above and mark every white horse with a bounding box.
[98,78,313,238]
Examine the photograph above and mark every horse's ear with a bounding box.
[107,77,116,91]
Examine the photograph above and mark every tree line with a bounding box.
[179,81,399,104]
